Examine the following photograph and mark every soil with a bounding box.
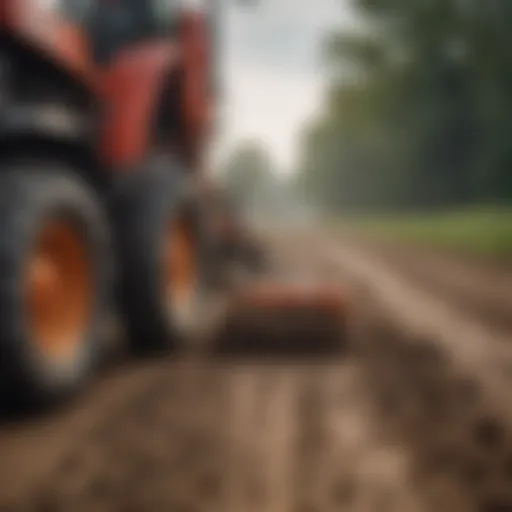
[0,228,511,512]
[342,233,512,334]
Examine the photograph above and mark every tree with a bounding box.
[296,0,512,213]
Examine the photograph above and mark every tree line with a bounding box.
[295,0,512,213]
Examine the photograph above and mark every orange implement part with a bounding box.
[232,282,348,316]
[164,217,196,309]
[213,281,349,358]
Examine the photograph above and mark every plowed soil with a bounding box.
[0,229,511,512]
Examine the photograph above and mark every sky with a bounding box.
[215,0,356,173]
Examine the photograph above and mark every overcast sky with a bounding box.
[215,0,356,172]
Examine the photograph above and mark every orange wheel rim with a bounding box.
[165,218,196,313]
[25,220,92,360]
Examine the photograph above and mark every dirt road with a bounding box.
[0,228,510,512]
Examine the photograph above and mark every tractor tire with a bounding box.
[0,168,113,407]
[112,155,211,354]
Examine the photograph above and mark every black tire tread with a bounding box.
[0,167,112,407]
[112,160,204,354]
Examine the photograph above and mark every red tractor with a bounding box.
[0,0,347,407]
[0,0,234,404]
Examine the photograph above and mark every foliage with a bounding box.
[296,0,512,212]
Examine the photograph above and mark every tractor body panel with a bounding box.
[99,41,180,170]
[180,11,212,153]
[0,0,96,91]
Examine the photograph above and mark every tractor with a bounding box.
[0,0,236,404]
[0,0,347,407]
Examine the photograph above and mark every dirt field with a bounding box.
[0,228,511,512]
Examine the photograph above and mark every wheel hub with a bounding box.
[26,221,92,360]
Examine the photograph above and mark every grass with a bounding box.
[338,205,512,259]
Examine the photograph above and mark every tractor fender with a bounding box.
[99,41,183,170]
[0,103,103,190]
